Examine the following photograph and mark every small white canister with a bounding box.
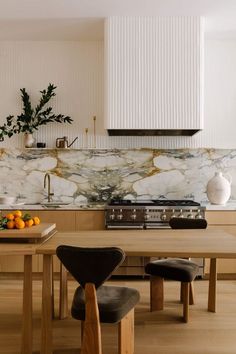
[207,172,232,205]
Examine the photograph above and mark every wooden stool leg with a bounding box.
[180,281,194,305]
[182,282,190,323]
[118,309,134,354]
[189,282,194,305]
[150,276,164,311]
[180,282,184,303]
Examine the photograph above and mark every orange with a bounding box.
[25,219,34,227]
[6,213,14,221]
[6,220,15,229]
[15,218,25,229]
[33,216,40,225]
[14,217,22,223]
[13,210,22,218]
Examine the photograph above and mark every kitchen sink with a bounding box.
[41,202,71,207]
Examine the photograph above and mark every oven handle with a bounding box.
[145,223,171,229]
[106,225,144,229]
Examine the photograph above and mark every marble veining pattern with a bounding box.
[0,148,236,204]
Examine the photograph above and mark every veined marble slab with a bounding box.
[0,148,236,205]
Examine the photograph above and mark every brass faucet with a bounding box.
[44,173,54,202]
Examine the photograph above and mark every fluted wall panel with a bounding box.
[105,17,204,130]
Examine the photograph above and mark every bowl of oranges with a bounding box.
[0,210,40,230]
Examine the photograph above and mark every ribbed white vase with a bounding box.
[24,133,35,148]
[206,172,231,205]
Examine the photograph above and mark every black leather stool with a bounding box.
[145,258,199,322]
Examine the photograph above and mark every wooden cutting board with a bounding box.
[0,223,56,242]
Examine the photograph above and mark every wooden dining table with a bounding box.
[0,242,38,354]
[0,223,56,354]
[37,228,236,354]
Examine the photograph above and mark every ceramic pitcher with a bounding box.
[206,172,232,205]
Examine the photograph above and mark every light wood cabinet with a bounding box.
[38,210,105,271]
[0,209,103,273]
[205,211,236,276]
[0,210,40,272]
[114,256,150,276]
[76,211,105,230]
[37,211,77,272]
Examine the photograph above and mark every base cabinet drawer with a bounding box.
[113,256,150,276]
[205,211,236,276]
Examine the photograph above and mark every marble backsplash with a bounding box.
[0,148,236,205]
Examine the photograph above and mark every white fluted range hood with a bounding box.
[105,17,204,136]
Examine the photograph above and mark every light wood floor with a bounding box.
[1,278,236,354]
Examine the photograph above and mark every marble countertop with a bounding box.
[1,201,236,211]
[203,200,236,211]
[0,203,106,211]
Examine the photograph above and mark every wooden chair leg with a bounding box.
[81,283,102,354]
[59,262,68,319]
[180,281,194,305]
[150,276,164,311]
[51,257,55,319]
[118,309,134,354]
[182,282,189,323]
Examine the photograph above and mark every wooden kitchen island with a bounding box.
[37,228,236,354]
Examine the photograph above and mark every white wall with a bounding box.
[203,38,236,148]
[0,38,236,149]
[0,41,104,149]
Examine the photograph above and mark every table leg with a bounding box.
[21,255,32,354]
[41,254,53,354]
[59,262,68,319]
[208,258,217,312]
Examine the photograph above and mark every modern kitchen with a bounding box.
[1,1,236,354]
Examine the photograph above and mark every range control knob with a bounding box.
[131,209,137,220]
[170,209,176,218]
[178,209,184,218]
[109,213,115,220]
[187,209,194,219]
[117,209,123,220]
[195,209,203,219]
[144,213,150,220]
[160,209,167,221]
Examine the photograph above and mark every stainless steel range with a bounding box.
[105,199,205,229]
[105,199,206,277]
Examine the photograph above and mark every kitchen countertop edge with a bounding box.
[1,201,236,211]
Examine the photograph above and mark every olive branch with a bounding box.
[0,83,73,141]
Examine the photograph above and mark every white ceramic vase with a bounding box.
[24,133,35,148]
[206,172,232,205]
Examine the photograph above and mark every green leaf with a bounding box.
[0,83,73,138]
[23,213,32,221]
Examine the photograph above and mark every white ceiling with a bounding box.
[0,0,236,40]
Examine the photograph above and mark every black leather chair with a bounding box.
[145,217,207,322]
[56,245,140,354]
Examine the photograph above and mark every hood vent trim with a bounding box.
[108,129,201,137]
